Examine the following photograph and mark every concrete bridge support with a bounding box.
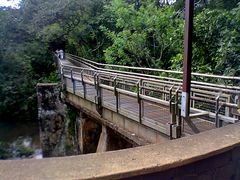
[96,125,108,152]
[77,112,101,154]
[97,125,134,153]
[77,112,134,154]
[37,83,68,157]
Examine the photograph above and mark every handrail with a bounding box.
[61,62,240,94]
[66,54,240,92]
[67,53,240,81]
[63,69,238,110]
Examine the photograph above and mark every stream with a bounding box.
[0,121,42,160]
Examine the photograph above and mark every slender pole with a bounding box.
[181,0,194,119]
[181,0,200,134]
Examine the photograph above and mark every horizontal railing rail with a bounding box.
[66,54,240,92]
[67,54,240,81]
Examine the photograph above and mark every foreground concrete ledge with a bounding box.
[1,123,240,180]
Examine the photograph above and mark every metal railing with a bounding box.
[56,53,240,138]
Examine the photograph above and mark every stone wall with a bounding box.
[37,83,67,157]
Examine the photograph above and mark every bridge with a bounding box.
[1,54,240,180]
[58,53,240,143]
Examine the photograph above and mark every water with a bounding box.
[0,121,42,160]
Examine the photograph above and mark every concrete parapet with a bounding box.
[1,123,240,179]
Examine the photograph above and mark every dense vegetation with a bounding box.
[0,0,239,122]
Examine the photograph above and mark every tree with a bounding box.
[0,0,109,122]
[102,0,184,69]
[193,6,240,76]
[207,0,239,10]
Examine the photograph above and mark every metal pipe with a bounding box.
[181,0,194,120]
[137,80,142,124]
[80,70,86,99]
[215,95,220,128]
[62,63,240,92]
[67,53,240,81]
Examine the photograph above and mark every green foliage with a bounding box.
[207,0,239,10]
[0,141,11,159]
[39,72,60,83]
[0,138,35,159]
[102,0,184,69]
[174,0,239,11]
[13,139,35,157]
[193,6,240,76]
[66,106,78,137]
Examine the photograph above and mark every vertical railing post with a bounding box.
[93,71,98,101]
[175,87,180,114]
[95,73,102,115]
[215,94,222,128]
[170,102,176,125]
[110,76,114,87]
[140,80,144,121]
[81,70,86,99]
[113,77,119,113]
[163,86,166,100]
[190,91,193,107]
[169,85,174,110]
[192,92,195,108]
[225,95,231,117]
[141,80,145,95]
[71,69,76,94]
[61,67,66,92]
[60,67,63,80]
[237,95,240,119]
[60,66,63,76]
[168,85,182,139]
[175,86,182,138]
[168,85,175,139]
[137,80,142,124]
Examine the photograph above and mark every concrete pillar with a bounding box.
[96,125,134,152]
[37,83,67,157]
[77,112,102,154]
[96,125,108,153]
[78,113,86,154]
